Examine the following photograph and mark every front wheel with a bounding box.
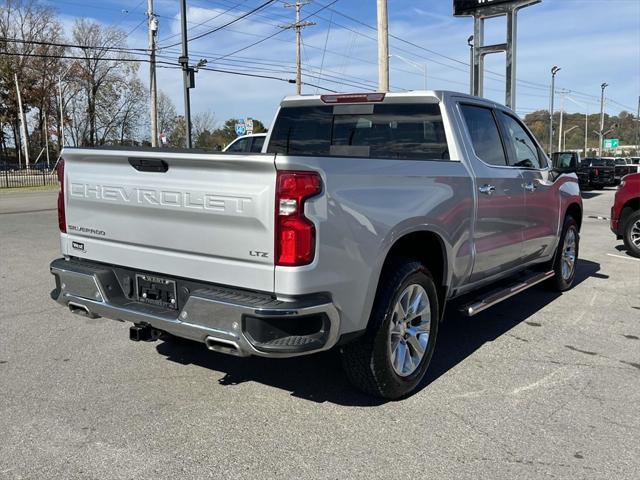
[623,210,640,258]
[549,216,580,291]
[340,259,439,399]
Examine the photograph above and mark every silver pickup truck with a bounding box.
[50,91,582,399]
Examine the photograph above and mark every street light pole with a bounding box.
[599,82,608,156]
[549,66,560,155]
[557,90,566,152]
[563,125,579,151]
[564,94,589,157]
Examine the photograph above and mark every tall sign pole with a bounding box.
[148,0,159,147]
[179,0,193,148]
[14,74,29,170]
[377,0,389,92]
[454,0,541,110]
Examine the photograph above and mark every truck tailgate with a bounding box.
[61,149,276,292]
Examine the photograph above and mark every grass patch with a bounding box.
[0,184,58,194]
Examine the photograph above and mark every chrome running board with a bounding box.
[461,270,555,317]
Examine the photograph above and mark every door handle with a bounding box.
[523,182,537,192]
[479,184,496,195]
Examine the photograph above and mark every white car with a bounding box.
[223,133,267,153]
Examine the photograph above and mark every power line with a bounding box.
[159,0,277,49]
[1,36,150,53]
[157,0,250,44]
[207,0,338,62]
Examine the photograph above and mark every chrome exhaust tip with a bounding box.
[205,336,244,356]
[68,302,98,319]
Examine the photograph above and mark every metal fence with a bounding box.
[1,169,59,189]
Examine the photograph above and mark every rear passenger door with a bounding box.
[497,110,560,263]
[459,103,525,282]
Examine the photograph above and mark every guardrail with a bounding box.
[1,169,59,189]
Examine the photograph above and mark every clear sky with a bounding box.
[47,0,640,126]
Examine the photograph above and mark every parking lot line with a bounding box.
[607,253,640,262]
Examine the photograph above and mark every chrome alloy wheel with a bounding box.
[389,284,431,377]
[631,219,640,249]
[562,228,577,281]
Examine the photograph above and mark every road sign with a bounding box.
[604,138,619,149]
[246,118,254,135]
[453,0,540,16]
[235,119,246,137]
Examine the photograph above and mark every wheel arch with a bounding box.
[620,198,640,229]
[374,229,450,323]
[566,202,583,231]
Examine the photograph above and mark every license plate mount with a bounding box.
[135,274,178,310]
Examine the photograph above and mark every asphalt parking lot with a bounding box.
[1,187,638,479]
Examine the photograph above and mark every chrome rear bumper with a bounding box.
[50,258,340,358]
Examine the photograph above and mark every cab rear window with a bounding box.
[267,103,449,160]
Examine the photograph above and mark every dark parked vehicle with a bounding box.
[611,173,640,257]
[603,158,618,186]
[579,158,614,189]
[609,157,630,184]
[627,157,640,174]
[552,152,589,188]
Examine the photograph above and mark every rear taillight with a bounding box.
[593,168,599,176]
[56,159,66,232]
[275,171,322,266]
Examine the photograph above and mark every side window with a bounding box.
[250,136,265,153]
[226,138,249,152]
[460,104,507,166]
[498,112,543,169]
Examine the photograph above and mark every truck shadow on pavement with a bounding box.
[155,259,603,406]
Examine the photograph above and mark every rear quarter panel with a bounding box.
[274,155,474,334]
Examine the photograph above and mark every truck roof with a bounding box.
[279,90,507,109]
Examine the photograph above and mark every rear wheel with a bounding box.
[623,210,640,258]
[340,259,439,399]
[549,216,579,291]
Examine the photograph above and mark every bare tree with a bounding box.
[157,91,177,143]
[0,0,65,159]
[72,19,136,146]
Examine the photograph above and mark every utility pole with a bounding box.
[377,0,389,92]
[467,35,474,95]
[549,66,560,155]
[14,74,29,170]
[283,1,315,95]
[58,77,64,153]
[179,0,193,148]
[148,0,159,147]
[599,82,608,156]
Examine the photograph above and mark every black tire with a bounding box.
[340,258,439,399]
[549,215,580,291]
[622,210,640,258]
